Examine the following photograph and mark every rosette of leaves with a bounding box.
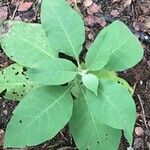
[0,0,143,149]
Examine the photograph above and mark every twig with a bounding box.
[137,94,148,129]
[11,4,19,20]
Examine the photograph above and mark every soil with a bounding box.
[0,0,150,149]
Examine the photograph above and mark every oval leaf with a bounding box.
[1,21,57,67]
[104,20,144,71]
[69,86,121,150]
[95,69,133,93]
[82,73,99,95]
[4,86,73,148]
[0,64,39,101]
[85,28,111,71]
[41,0,85,61]
[85,79,136,145]
[27,58,77,85]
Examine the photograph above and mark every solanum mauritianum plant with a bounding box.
[0,0,144,149]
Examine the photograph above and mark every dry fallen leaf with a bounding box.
[0,6,8,20]
[133,21,140,31]
[87,3,101,14]
[110,9,119,17]
[144,17,150,29]
[85,15,106,27]
[140,3,150,14]
[96,17,107,27]
[124,0,132,8]
[83,0,93,7]
[18,2,33,12]
[85,15,95,26]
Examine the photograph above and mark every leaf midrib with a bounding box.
[7,30,55,59]
[98,87,124,129]
[81,86,101,144]
[49,0,78,60]
[11,86,71,142]
[111,38,130,54]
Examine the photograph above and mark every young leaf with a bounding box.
[0,64,39,101]
[85,28,111,71]
[27,58,77,85]
[4,86,73,148]
[82,73,99,95]
[71,82,81,98]
[41,0,85,61]
[69,86,121,150]
[95,69,133,93]
[85,79,136,145]
[104,20,144,71]
[1,21,57,67]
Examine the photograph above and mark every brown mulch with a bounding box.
[0,0,150,149]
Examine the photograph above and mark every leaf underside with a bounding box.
[0,64,39,101]
[4,86,73,148]
[82,73,99,96]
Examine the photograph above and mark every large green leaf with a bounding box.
[82,73,99,96]
[1,21,57,67]
[69,86,121,150]
[4,86,73,148]
[0,64,39,101]
[85,79,136,145]
[85,28,111,71]
[27,58,77,85]
[104,20,143,71]
[41,0,85,61]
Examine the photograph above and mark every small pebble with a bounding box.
[134,138,144,149]
[135,127,144,136]
[145,129,150,136]
[3,109,8,115]
[83,0,93,7]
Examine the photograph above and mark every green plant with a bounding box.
[0,0,144,149]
